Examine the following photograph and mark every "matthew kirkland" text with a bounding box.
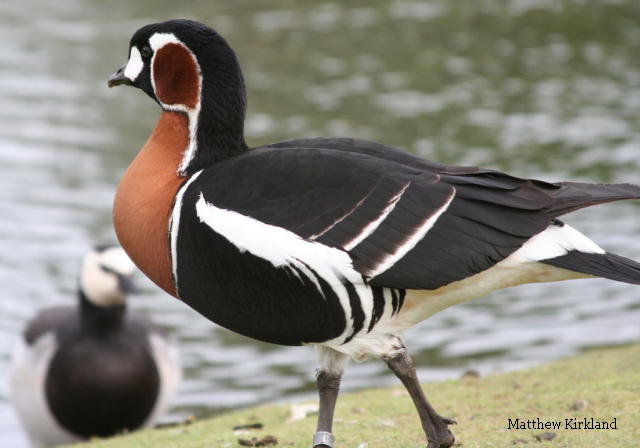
[508,417,617,430]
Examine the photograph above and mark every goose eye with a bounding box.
[100,264,117,275]
[141,46,152,57]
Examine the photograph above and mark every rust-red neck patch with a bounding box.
[153,43,200,109]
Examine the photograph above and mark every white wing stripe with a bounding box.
[344,182,410,251]
[369,191,456,278]
[308,192,372,241]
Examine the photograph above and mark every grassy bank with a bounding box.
[76,343,640,448]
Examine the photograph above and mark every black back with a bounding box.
[172,138,551,344]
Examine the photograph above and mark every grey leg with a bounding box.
[387,350,456,448]
[313,369,342,448]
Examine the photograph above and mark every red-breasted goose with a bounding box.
[108,19,640,448]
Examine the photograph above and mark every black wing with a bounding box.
[190,137,639,290]
[24,306,74,344]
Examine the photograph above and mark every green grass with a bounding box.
[75,344,640,448]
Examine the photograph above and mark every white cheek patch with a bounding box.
[80,247,137,307]
[99,247,136,276]
[124,46,144,81]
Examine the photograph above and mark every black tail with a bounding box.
[547,182,640,218]
[542,251,640,285]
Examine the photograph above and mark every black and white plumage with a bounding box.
[108,19,640,448]
[174,137,640,353]
[9,246,181,447]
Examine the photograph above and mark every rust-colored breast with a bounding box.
[113,112,189,298]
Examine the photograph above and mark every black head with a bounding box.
[108,19,248,175]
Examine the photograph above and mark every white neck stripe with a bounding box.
[169,170,204,297]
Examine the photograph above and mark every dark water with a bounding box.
[2,1,640,446]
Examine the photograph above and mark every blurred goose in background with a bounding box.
[10,245,181,447]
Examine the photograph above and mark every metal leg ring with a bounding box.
[313,431,334,448]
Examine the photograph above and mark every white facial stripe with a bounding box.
[149,32,181,51]
[124,46,144,81]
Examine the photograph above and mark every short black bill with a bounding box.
[108,64,131,88]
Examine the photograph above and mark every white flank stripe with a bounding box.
[370,191,456,278]
[195,194,358,298]
[149,32,203,176]
[169,170,203,296]
[123,46,144,81]
[508,222,605,264]
[344,182,410,251]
